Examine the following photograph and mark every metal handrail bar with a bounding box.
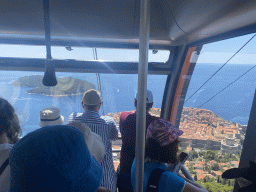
[180,165,196,182]
[135,0,151,191]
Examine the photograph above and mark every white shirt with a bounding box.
[0,143,13,192]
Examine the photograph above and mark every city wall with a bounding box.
[180,138,221,150]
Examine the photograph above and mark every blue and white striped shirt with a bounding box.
[69,110,118,192]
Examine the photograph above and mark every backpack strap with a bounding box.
[146,168,166,192]
[0,158,9,176]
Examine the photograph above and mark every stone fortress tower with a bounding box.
[221,134,242,154]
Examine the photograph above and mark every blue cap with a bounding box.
[9,125,102,192]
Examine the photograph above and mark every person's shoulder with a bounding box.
[100,115,116,124]
[120,111,135,121]
[161,170,185,189]
[120,111,134,115]
[146,113,158,118]
[0,144,13,154]
[147,113,160,122]
[69,112,83,118]
[69,112,83,122]
[0,144,13,164]
[0,143,13,150]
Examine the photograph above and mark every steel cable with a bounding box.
[185,33,256,104]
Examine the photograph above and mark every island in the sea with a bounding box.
[12,75,95,96]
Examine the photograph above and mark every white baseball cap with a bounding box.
[135,89,153,103]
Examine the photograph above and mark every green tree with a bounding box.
[205,150,216,161]
[188,165,195,174]
[204,164,212,174]
[194,174,197,181]
[203,182,219,192]
[189,150,198,160]
[199,151,206,157]
[202,182,233,192]
[217,176,221,183]
[221,153,237,163]
[222,179,227,185]
[211,163,220,171]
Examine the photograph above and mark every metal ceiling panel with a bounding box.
[1,0,256,47]
[0,0,44,35]
[0,57,171,74]
[167,0,256,44]
[49,0,136,38]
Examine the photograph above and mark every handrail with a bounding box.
[180,165,195,182]
[135,0,151,191]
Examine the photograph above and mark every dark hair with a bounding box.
[0,98,21,143]
[145,138,179,164]
[84,103,101,111]
[134,100,153,112]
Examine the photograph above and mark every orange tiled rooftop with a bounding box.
[113,145,121,149]
[195,169,206,174]
[212,171,222,176]
[223,167,229,171]
[113,161,120,171]
[197,174,212,180]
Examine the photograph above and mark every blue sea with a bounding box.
[0,63,255,136]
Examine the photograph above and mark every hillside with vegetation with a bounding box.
[12,75,95,96]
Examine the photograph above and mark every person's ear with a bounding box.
[81,101,85,110]
[97,103,102,111]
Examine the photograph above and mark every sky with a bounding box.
[0,33,256,64]
[0,45,170,63]
[197,33,256,64]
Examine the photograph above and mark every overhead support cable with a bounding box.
[135,0,151,191]
[42,0,57,86]
[184,33,256,104]
[93,48,105,115]
[161,0,187,34]
[198,64,256,108]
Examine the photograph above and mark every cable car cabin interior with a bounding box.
[1,0,256,191]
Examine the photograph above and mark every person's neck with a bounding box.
[0,133,9,144]
[84,109,99,113]
[135,109,150,114]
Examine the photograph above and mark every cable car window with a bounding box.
[179,33,256,190]
[96,48,170,63]
[51,47,94,60]
[50,46,170,63]
[0,44,46,58]
[0,69,166,137]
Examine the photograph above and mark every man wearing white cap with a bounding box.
[69,89,118,192]
[117,89,158,192]
[38,107,64,127]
